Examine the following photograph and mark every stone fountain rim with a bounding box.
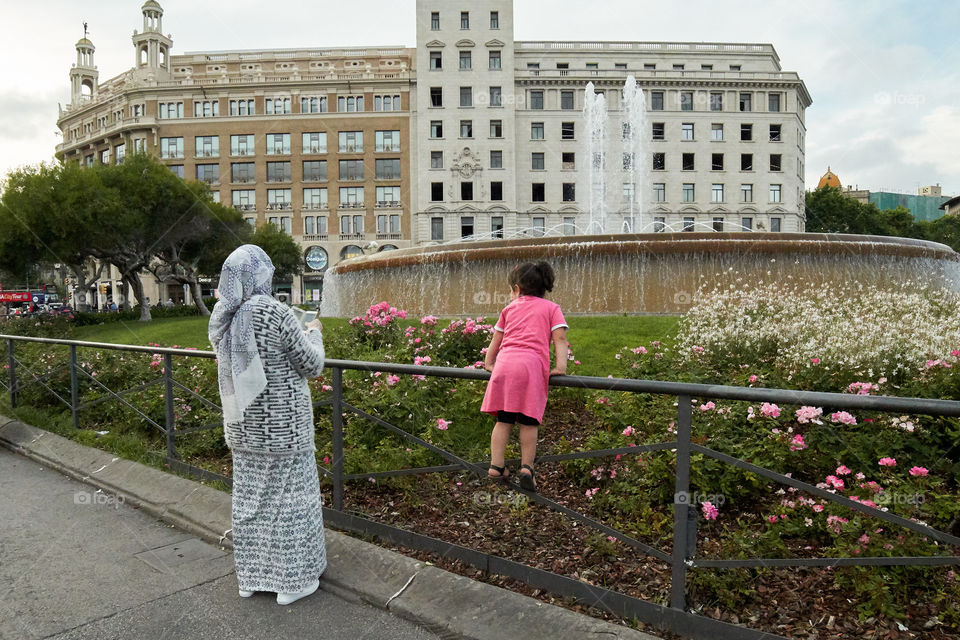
[333,232,959,274]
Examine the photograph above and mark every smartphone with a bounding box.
[291,306,319,329]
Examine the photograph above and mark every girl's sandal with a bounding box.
[488,464,510,482]
[518,464,537,493]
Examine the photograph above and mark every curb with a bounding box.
[0,415,660,640]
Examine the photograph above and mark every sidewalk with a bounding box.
[0,447,438,640]
[0,416,658,640]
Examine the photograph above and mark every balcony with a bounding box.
[302,234,329,242]
[304,146,327,154]
[338,202,365,209]
[196,150,220,158]
[267,202,292,211]
[375,145,401,153]
[375,200,401,209]
[233,204,257,211]
[232,177,256,184]
[376,233,402,240]
[303,203,329,211]
[339,233,366,241]
[338,145,363,154]
[231,150,255,157]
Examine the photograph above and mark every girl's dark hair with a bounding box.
[509,262,555,298]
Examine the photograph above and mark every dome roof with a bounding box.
[76,37,94,47]
[817,167,841,189]
[142,0,163,10]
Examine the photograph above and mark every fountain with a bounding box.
[317,76,960,317]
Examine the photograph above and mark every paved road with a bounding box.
[0,447,439,640]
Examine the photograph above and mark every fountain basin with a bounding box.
[320,233,960,317]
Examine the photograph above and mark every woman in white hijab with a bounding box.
[209,245,326,605]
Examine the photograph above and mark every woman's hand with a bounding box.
[484,362,495,373]
[305,318,323,332]
[549,367,567,376]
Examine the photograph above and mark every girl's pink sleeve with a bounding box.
[550,304,568,332]
[494,307,508,333]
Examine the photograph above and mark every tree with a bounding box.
[805,186,887,235]
[247,222,304,283]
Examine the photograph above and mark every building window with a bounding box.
[430,87,443,107]
[460,120,473,138]
[430,51,443,71]
[682,153,695,171]
[562,183,576,202]
[266,133,291,155]
[431,11,440,30]
[490,150,503,169]
[266,161,291,183]
[193,100,220,117]
[303,188,328,209]
[653,152,665,171]
[531,152,545,170]
[653,182,665,202]
[302,132,327,154]
[431,183,444,202]
[674,64,685,70]
[431,151,443,169]
[461,11,470,29]
[560,90,575,110]
[562,152,576,170]
[490,119,503,138]
[115,143,126,164]
[712,183,724,203]
[741,183,753,202]
[530,90,544,110]
[133,138,146,153]
[375,130,401,152]
[375,158,401,180]
[490,10,499,28]
[682,183,695,202]
[680,92,693,111]
[532,183,545,202]
[652,122,665,140]
[770,154,782,172]
[459,50,472,70]
[195,136,219,157]
[267,189,292,209]
[561,122,575,140]
[339,187,364,207]
[681,123,694,141]
[131,104,145,117]
[232,189,255,210]
[650,91,664,110]
[376,186,401,206]
[622,153,635,171]
[712,153,724,171]
[158,101,184,119]
[769,93,781,112]
[769,184,782,203]
[532,217,546,236]
[431,217,443,240]
[490,216,504,238]
[229,99,254,116]
[339,215,364,235]
[531,123,544,139]
[654,216,666,232]
[739,93,752,112]
[338,159,365,181]
[491,181,503,201]
[301,96,328,113]
[711,123,723,141]
[489,86,502,107]
[489,51,501,70]
[231,162,255,183]
[168,165,184,178]
[338,131,363,152]
[769,124,782,142]
[741,153,753,171]
[460,87,473,107]
[303,160,328,182]
[461,182,474,201]
[337,96,364,112]
[374,94,402,111]
[771,217,782,232]
[683,216,695,232]
[265,97,292,114]
[712,217,724,232]
[741,124,753,141]
[741,217,753,231]
[710,92,723,111]
[730,64,741,71]
[160,137,183,159]
[563,217,576,235]
[623,182,636,203]
[430,120,443,138]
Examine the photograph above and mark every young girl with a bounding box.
[481,262,569,492]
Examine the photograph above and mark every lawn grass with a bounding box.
[69,314,681,375]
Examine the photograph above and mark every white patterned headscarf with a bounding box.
[208,245,275,424]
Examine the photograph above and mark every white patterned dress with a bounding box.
[226,298,327,594]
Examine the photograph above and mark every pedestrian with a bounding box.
[208,245,327,606]
[164,298,174,308]
[481,262,569,493]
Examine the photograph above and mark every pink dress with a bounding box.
[481,296,568,424]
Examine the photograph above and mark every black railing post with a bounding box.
[69,345,79,429]
[331,366,345,511]
[163,353,178,460]
[7,339,17,408]
[670,394,694,610]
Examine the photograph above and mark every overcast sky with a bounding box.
[2,0,958,195]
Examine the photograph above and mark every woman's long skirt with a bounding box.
[231,450,327,593]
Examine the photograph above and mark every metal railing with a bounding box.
[3,333,960,640]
